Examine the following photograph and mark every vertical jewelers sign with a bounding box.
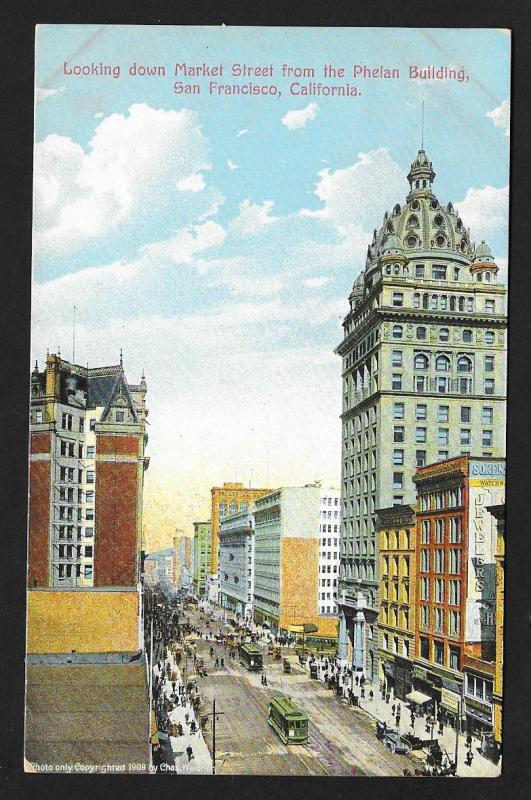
[465,460,505,642]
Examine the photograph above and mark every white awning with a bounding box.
[406,690,432,705]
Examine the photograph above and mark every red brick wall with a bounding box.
[94,460,139,586]
[31,432,51,455]
[28,459,50,587]
[96,434,139,456]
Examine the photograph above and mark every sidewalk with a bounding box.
[309,658,499,777]
[154,650,213,774]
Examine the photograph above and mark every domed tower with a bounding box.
[335,147,507,682]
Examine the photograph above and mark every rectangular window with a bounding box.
[435,577,444,603]
[485,299,495,313]
[61,413,73,430]
[434,641,444,665]
[393,449,404,466]
[460,428,471,445]
[454,267,460,281]
[435,607,445,633]
[461,406,471,423]
[414,375,426,393]
[392,292,404,307]
[485,378,495,395]
[85,508,94,521]
[434,549,445,572]
[85,545,93,557]
[86,446,95,458]
[415,426,427,443]
[449,646,460,671]
[393,472,403,490]
[86,471,95,484]
[448,549,461,574]
[415,264,425,278]
[436,377,449,394]
[482,429,493,447]
[392,350,403,367]
[438,428,449,446]
[34,410,43,423]
[449,610,461,636]
[438,405,449,423]
[420,576,430,600]
[84,565,93,579]
[420,549,430,572]
[449,517,462,543]
[393,402,405,420]
[416,404,427,421]
[432,265,447,280]
[85,527,94,538]
[449,579,461,605]
[435,518,444,543]
[79,417,84,432]
[392,373,403,390]
[393,425,404,443]
[484,355,495,372]
[116,411,125,422]
[482,406,493,424]
[421,520,430,544]
[393,495,404,507]
[420,636,429,659]
[89,419,96,431]
[416,449,426,467]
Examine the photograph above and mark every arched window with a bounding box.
[393,264,400,275]
[392,325,403,339]
[385,264,391,274]
[485,272,491,282]
[434,214,444,227]
[417,326,427,340]
[414,353,429,370]
[476,273,482,282]
[415,180,420,189]
[408,214,419,227]
[457,356,472,373]
[436,355,451,371]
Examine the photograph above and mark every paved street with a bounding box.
[181,607,422,776]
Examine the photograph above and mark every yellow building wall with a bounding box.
[378,519,416,673]
[210,484,272,575]
[27,590,139,654]
[493,531,504,745]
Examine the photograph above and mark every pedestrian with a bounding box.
[369,689,374,701]
[465,749,473,767]
[385,692,390,704]
[348,689,353,706]
[215,657,219,667]
[177,722,184,736]
[360,686,365,699]
[466,732,472,750]
[221,657,225,668]
[392,703,396,716]
[186,745,193,762]
[355,675,359,686]
[190,720,196,735]
[264,674,268,686]
[395,714,400,728]
[185,712,189,723]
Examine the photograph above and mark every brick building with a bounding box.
[411,456,504,729]
[27,352,149,654]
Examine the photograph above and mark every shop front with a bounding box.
[464,695,493,738]
[408,664,440,716]
[382,659,396,695]
[439,685,462,731]
[394,656,413,701]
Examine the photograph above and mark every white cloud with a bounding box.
[227,159,239,170]
[301,148,405,235]
[35,87,65,102]
[229,199,278,236]
[33,103,221,259]
[486,99,510,137]
[303,276,331,288]
[281,102,319,130]
[454,184,509,243]
[236,129,248,137]
[94,112,104,119]
[176,173,206,191]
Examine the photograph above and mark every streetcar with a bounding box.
[238,642,263,671]
[268,694,308,744]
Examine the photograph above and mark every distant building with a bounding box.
[252,485,338,639]
[411,456,505,731]
[219,507,255,620]
[209,482,272,602]
[193,521,211,597]
[376,504,417,700]
[144,548,174,590]
[318,490,341,616]
[173,533,193,592]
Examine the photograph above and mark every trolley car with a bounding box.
[238,642,263,671]
[268,694,308,744]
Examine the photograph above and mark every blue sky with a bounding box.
[32,26,510,547]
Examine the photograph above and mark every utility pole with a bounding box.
[201,698,225,775]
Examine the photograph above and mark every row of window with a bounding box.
[381,581,410,604]
[393,425,493,447]
[392,290,498,313]
[58,487,94,503]
[393,351,494,372]
[393,402,494,425]
[391,373,496,394]
[59,441,97,458]
[56,544,93,559]
[219,500,249,518]
[56,563,93,579]
[381,529,412,550]
[420,548,461,574]
[419,606,462,636]
[57,525,93,539]
[382,633,410,658]
[419,636,460,670]
[420,517,462,543]
[420,576,461,604]
[391,324,497,343]
[57,506,95,521]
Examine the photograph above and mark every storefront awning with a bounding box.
[406,690,432,705]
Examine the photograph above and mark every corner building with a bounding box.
[335,149,507,679]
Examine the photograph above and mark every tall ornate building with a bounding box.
[335,149,507,679]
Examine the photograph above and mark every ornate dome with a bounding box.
[360,148,475,282]
[474,240,494,261]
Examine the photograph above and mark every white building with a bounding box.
[219,508,255,620]
[318,489,341,615]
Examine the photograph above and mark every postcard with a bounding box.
[25,24,509,776]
